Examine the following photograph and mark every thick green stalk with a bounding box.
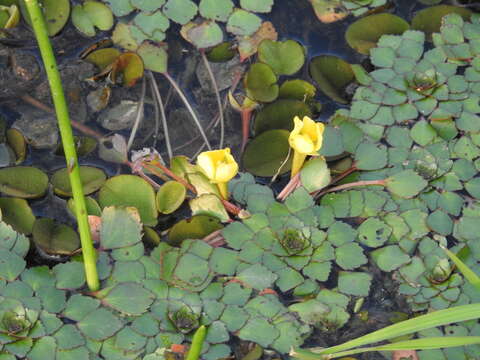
[185,325,206,360]
[24,0,99,291]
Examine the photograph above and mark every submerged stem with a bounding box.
[21,94,103,140]
[24,0,99,291]
[126,77,146,151]
[148,71,172,159]
[200,50,224,148]
[163,72,212,150]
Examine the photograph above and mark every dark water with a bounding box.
[0,2,467,358]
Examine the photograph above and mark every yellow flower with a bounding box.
[288,116,325,177]
[197,148,238,199]
[289,116,325,155]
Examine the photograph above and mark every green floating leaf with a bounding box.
[100,206,142,249]
[181,20,223,49]
[236,264,277,290]
[100,282,154,315]
[72,1,113,37]
[20,0,70,36]
[84,48,121,71]
[137,41,168,73]
[67,196,102,217]
[27,336,56,360]
[412,5,472,40]
[289,299,329,326]
[240,0,273,13]
[206,41,236,62]
[0,248,26,281]
[226,8,262,36]
[98,175,158,226]
[309,55,354,104]
[258,39,305,76]
[337,271,372,297]
[279,79,317,101]
[238,317,279,348]
[345,13,410,54]
[242,129,291,177]
[163,0,198,25]
[357,217,391,248]
[111,22,139,51]
[168,215,223,246]
[427,209,453,236]
[371,245,410,272]
[300,157,331,193]
[199,0,233,22]
[355,143,387,170]
[32,218,79,255]
[77,308,123,341]
[335,242,367,270]
[244,63,279,103]
[56,136,98,158]
[104,0,134,16]
[53,262,86,290]
[0,197,35,235]
[385,170,428,199]
[131,0,165,11]
[6,128,26,164]
[319,125,344,157]
[111,52,144,87]
[133,10,169,36]
[156,181,186,215]
[189,194,229,222]
[51,166,106,197]
[0,166,48,199]
[308,0,348,24]
[254,99,313,134]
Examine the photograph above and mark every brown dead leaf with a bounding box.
[237,21,278,62]
[88,215,101,243]
[392,350,419,360]
[309,0,348,23]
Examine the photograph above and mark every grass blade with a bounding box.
[325,337,480,359]
[292,303,480,357]
[440,245,480,291]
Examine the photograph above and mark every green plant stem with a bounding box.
[317,179,385,197]
[24,0,99,291]
[185,325,207,360]
[137,160,244,216]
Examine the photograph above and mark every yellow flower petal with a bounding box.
[197,152,216,180]
[216,161,239,183]
[293,134,315,154]
[288,116,324,155]
[196,148,238,183]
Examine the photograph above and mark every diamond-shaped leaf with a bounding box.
[77,308,123,341]
[385,170,428,198]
